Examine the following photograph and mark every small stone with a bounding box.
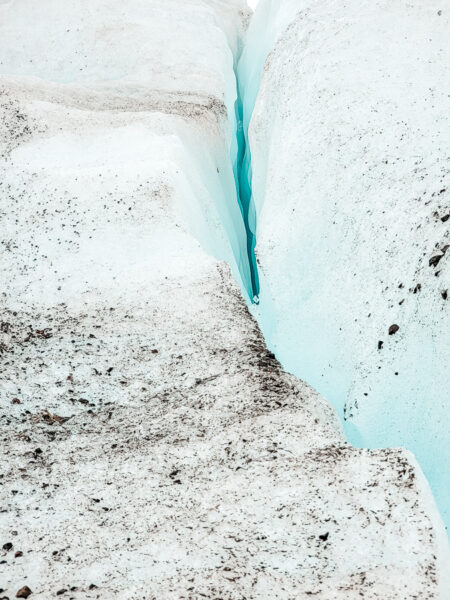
[318,532,329,541]
[15,551,23,558]
[11,398,21,404]
[378,340,383,350]
[442,290,448,300]
[388,324,399,335]
[56,590,67,596]
[88,584,97,590]
[441,214,450,222]
[16,587,32,598]
[2,542,13,551]
[429,254,443,268]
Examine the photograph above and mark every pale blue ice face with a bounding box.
[239,0,450,535]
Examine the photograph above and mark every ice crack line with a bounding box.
[233,57,260,303]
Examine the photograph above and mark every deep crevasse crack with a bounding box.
[231,47,259,303]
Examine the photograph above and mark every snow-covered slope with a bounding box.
[0,0,449,598]
[244,0,450,532]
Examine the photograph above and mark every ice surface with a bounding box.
[0,0,449,597]
[0,0,254,300]
[245,0,450,532]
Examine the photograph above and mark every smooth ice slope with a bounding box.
[1,0,450,598]
[245,0,450,530]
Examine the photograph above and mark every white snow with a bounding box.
[245,0,450,533]
[0,0,449,598]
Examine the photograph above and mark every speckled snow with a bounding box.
[244,0,450,534]
[0,1,449,599]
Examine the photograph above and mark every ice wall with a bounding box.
[0,0,254,301]
[244,0,450,531]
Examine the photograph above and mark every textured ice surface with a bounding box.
[0,0,449,598]
[245,0,450,531]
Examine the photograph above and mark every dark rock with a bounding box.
[378,340,384,350]
[441,214,450,222]
[56,590,67,596]
[429,254,443,268]
[2,543,13,551]
[0,321,10,333]
[442,290,448,300]
[14,551,23,558]
[16,587,32,599]
[318,532,329,541]
[388,324,399,335]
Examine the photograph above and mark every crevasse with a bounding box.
[231,0,299,302]
[231,54,259,302]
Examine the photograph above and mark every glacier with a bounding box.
[0,0,449,598]
[243,0,450,534]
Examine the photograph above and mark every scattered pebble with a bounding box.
[429,254,443,268]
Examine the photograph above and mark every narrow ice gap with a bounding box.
[231,50,259,302]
